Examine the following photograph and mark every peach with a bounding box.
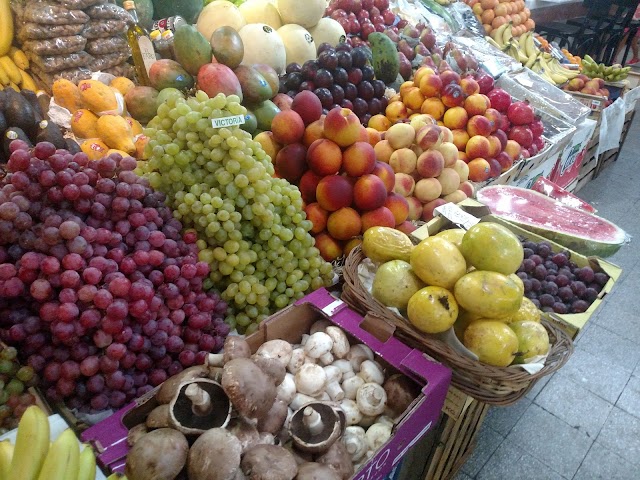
[437,142,459,167]
[453,159,470,182]
[419,73,443,97]
[467,115,493,137]
[485,135,500,158]
[374,139,394,163]
[292,90,323,126]
[389,148,418,175]
[315,232,343,261]
[356,127,370,144]
[396,221,418,235]
[421,98,445,120]
[394,172,416,197]
[488,158,502,178]
[307,139,342,176]
[413,66,436,87]
[372,161,396,192]
[460,77,480,96]
[494,129,508,150]
[443,190,468,203]
[361,206,396,233]
[440,70,461,86]
[272,93,293,111]
[353,174,388,211]
[465,135,491,159]
[323,108,362,147]
[416,149,444,178]
[304,203,328,234]
[443,107,469,130]
[484,108,502,133]
[385,101,409,124]
[451,129,470,151]
[495,151,513,172]
[386,123,416,150]
[384,193,410,225]
[441,83,465,108]
[414,178,442,203]
[416,124,443,150]
[421,198,447,221]
[440,127,453,144]
[327,207,363,240]
[316,175,354,212]
[344,237,363,256]
[343,141,376,177]
[467,158,491,182]
[275,143,307,183]
[254,131,282,162]
[437,168,461,195]
[404,87,426,111]
[464,93,490,116]
[368,114,391,132]
[303,117,325,147]
[271,110,305,145]
[400,81,416,98]
[364,127,382,147]
[410,113,436,132]
[504,139,521,160]
[459,181,475,198]
[458,151,468,162]
[299,170,323,204]
[406,196,423,221]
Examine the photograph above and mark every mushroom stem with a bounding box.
[303,406,324,436]
[185,383,213,416]
[207,353,224,367]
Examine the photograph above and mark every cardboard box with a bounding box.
[413,200,621,338]
[549,118,598,188]
[80,289,452,480]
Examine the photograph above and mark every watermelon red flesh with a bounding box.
[476,185,627,258]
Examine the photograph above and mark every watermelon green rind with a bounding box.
[476,185,627,258]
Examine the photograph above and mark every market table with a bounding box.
[526,0,587,23]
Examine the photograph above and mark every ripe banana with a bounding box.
[0,440,14,479]
[0,64,9,86]
[502,23,514,46]
[36,428,80,480]
[19,69,37,91]
[78,446,97,480]
[0,0,13,57]
[8,405,50,480]
[525,51,539,69]
[8,47,29,70]
[491,22,510,45]
[0,56,21,85]
[105,474,128,480]
[485,36,502,50]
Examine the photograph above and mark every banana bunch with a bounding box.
[0,405,97,480]
[582,55,631,81]
[0,47,37,92]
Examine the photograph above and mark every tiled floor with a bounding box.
[456,109,640,479]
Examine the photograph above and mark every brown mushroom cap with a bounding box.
[156,365,209,404]
[125,428,189,480]
[289,403,344,454]
[127,423,148,447]
[224,336,252,363]
[222,358,277,419]
[295,463,341,480]
[257,399,289,435]
[252,356,287,386]
[383,374,421,418]
[187,428,242,480]
[315,441,354,480]
[146,404,171,429]
[228,417,261,453]
[169,379,232,435]
[241,444,298,480]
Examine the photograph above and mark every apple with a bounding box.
[486,88,511,113]
[530,118,544,138]
[475,72,494,94]
[507,101,535,125]
[508,125,533,149]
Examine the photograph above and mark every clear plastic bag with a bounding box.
[85,3,132,23]
[27,50,93,73]
[103,62,135,80]
[85,36,129,56]
[32,66,92,86]
[82,19,128,39]
[56,0,103,9]
[90,52,131,71]
[17,22,85,41]
[22,36,87,56]
[23,2,89,24]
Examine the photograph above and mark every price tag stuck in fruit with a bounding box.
[434,203,481,231]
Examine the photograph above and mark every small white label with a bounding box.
[138,36,156,75]
[434,203,480,231]
[211,115,246,128]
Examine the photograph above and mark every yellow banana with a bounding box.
[485,36,502,50]
[0,440,14,480]
[9,47,29,70]
[8,82,19,92]
[539,56,568,84]
[0,56,21,85]
[9,405,50,480]
[19,69,37,91]
[106,474,127,480]
[0,0,13,57]
[0,64,9,85]
[525,51,539,69]
[525,32,537,58]
[37,428,80,480]
[502,23,514,46]
[518,31,531,55]
[491,22,509,46]
[77,446,96,480]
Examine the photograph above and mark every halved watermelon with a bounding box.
[476,185,627,258]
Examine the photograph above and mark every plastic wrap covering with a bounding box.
[448,2,484,37]
[17,23,85,41]
[103,62,135,80]
[82,19,128,39]
[27,50,93,73]
[23,2,89,24]
[450,35,521,78]
[56,0,103,9]
[391,0,453,37]
[90,52,131,72]
[22,36,87,56]
[85,36,130,56]
[31,66,92,85]
[84,3,132,23]
[497,69,591,125]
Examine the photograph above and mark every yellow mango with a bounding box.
[70,109,99,139]
[125,116,143,136]
[52,79,84,113]
[134,134,150,159]
[80,138,109,161]
[96,115,135,154]
[110,76,135,96]
[78,80,118,114]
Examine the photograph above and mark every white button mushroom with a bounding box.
[358,360,385,385]
[290,393,316,411]
[295,364,327,397]
[323,365,344,401]
[331,359,355,380]
[314,392,331,402]
[309,319,332,334]
[338,399,362,426]
[325,326,350,359]
[255,340,293,368]
[318,352,334,366]
[358,415,378,428]
[365,422,392,451]
[304,332,334,359]
[342,375,365,400]
[287,348,306,374]
[356,383,387,417]
[276,373,297,404]
[347,344,374,372]
[342,426,367,462]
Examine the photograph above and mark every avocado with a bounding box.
[3,127,32,158]
[21,90,44,126]
[0,112,7,138]
[0,90,6,111]
[35,120,66,149]
[3,89,37,140]
[64,138,81,154]
[37,91,51,120]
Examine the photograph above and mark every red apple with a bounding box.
[476,73,495,95]
[486,88,511,113]
[507,101,535,125]
[530,118,544,138]
[508,125,533,149]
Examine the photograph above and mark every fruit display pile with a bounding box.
[0,345,39,433]
[464,0,535,37]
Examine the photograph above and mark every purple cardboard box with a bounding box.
[81,288,451,479]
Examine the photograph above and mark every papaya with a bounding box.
[96,115,136,154]
[368,32,400,84]
[70,109,99,139]
[125,116,144,136]
[78,80,118,114]
[148,59,194,91]
[362,226,414,263]
[134,135,150,160]
[173,24,212,76]
[234,65,272,104]
[80,138,110,161]
[110,76,136,96]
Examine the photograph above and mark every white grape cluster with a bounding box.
[139,91,334,332]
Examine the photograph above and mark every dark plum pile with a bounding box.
[515,240,609,314]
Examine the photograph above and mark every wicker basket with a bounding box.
[341,246,575,406]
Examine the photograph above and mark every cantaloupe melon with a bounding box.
[276,0,325,28]
[239,23,287,74]
[239,0,282,29]
[308,18,347,50]
[277,24,316,67]
[196,0,246,43]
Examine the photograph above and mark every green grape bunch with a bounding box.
[138,91,334,333]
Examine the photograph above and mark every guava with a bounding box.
[410,237,467,290]
[407,286,459,334]
[460,222,524,275]
[372,260,424,310]
[453,309,482,340]
[509,320,550,363]
[508,297,541,323]
[454,270,523,319]
[463,320,519,367]
[435,228,466,250]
